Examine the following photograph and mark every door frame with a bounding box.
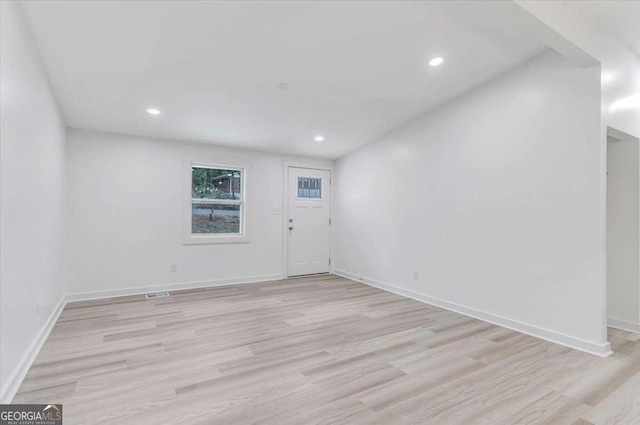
[282,160,334,279]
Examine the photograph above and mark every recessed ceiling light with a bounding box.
[429,57,444,67]
[314,135,324,142]
[146,108,161,115]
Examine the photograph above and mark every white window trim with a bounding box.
[184,161,249,245]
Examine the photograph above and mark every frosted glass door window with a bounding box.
[297,177,322,199]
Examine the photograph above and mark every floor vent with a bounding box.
[145,292,170,299]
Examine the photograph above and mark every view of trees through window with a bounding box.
[191,166,242,234]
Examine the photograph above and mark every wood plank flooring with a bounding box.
[13,275,640,424]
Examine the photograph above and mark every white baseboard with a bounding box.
[0,295,67,404]
[65,274,284,302]
[608,318,640,334]
[333,269,612,358]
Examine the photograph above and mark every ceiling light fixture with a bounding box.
[147,108,161,115]
[314,135,325,142]
[429,57,444,67]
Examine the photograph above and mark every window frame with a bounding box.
[184,161,249,245]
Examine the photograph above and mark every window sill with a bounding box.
[183,235,250,245]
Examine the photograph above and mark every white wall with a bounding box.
[64,128,332,296]
[515,1,640,332]
[0,1,67,401]
[516,0,640,139]
[333,51,608,353]
[607,136,640,325]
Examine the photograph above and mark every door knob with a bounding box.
[288,226,294,230]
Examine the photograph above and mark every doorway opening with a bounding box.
[606,126,640,350]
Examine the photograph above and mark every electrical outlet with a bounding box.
[35,300,40,315]
[413,272,419,281]
[170,264,177,273]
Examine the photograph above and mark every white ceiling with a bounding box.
[22,1,547,159]
[580,1,640,56]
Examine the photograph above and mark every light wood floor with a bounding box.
[13,275,640,424]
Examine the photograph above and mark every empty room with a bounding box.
[1,0,640,424]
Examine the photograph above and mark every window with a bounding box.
[297,177,322,199]
[191,164,244,236]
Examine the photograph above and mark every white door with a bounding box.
[287,167,331,276]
